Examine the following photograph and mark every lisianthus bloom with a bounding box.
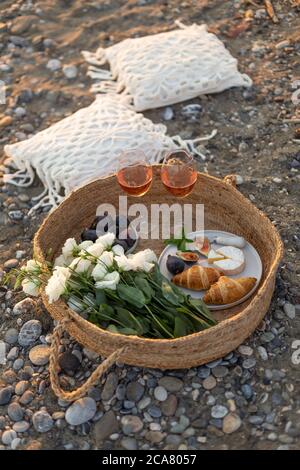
[69,257,92,274]
[83,242,104,258]
[91,262,107,281]
[98,251,114,268]
[45,266,71,303]
[114,254,133,272]
[112,244,125,257]
[21,259,42,273]
[95,271,120,290]
[22,279,40,296]
[97,232,115,249]
[62,238,78,258]
[130,249,157,272]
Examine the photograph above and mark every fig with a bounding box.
[118,228,136,248]
[195,236,210,257]
[166,255,185,275]
[114,239,129,252]
[176,251,199,263]
[81,228,98,242]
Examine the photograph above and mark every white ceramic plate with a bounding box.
[158,230,263,310]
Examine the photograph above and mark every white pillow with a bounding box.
[4,95,215,213]
[82,22,252,112]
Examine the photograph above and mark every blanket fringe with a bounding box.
[172,129,217,161]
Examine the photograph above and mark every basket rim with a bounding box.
[34,169,284,345]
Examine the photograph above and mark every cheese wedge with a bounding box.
[207,249,225,264]
[213,246,245,275]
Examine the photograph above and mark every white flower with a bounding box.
[95,271,120,290]
[22,259,42,272]
[92,262,107,281]
[115,254,133,272]
[130,249,157,272]
[112,244,125,257]
[22,279,39,296]
[96,232,115,249]
[45,266,71,303]
[69,257,92,274]
[98,251,114,268]
[62,238,77,258]
[78,240,94,251]
[54,254,73,267]
[84,242,104,258]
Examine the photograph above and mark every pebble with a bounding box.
[65,397,97,426]
[158,376,183,392]
[137,396,151,410]
[0,386,12,405]
[257,346,268,361]
[13,358,24,371]
[0,116,13,128]
[283,303,296,319]
[148,406,162,418]
[18,320,42,349]
[63,64,78,79]
[162,107,174,121]
[121,415,143,434]
[15,380,29,395]
[222,413,242,434]
[248,415,264,425]
[11,437,21,450]
[203,375,217,390]
[58,351,80,372]
[242,358,256,369]
[241,384,253,400]
[32,410,54,433]
[154,386,168,402]
[14,107,26,118]
[8,402,24,422]
[211,405,228,419]
[4,259,18,270]
[197,366,210,379]
[29,344,50,365]
[121,437,138,450]
[5,328,18,344]
[181,103,202,121]
[2,429,17,446]
[19,390,34,405]
[212,366,228,378]
[161,394,177,416]
[126,381,144,402]
[13,298,36,316]
[238,345,253,356]
[7,346,19,360]
[94,411,118,442]
[260,332,275,343]
[171,415,190,433]
[46,59,61,71]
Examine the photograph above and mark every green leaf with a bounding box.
[118,327,139,335]
[134,276,154,303]
[161,281,180,306]
[117,284,146,309]
[95,289,107,306]
[174,316,190,338]
[107,324,119,334]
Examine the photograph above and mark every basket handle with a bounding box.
[223,174,237,187]
[49,319,128,402]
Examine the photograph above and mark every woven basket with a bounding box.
[34,167,283,401]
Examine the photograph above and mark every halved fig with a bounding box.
[194,236,211,257]
[176,251,199,263]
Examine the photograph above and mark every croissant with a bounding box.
[172,265,223,291]
[203,276,257,305]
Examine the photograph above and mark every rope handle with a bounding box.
[49,318,128,402]
[223,174,237,188]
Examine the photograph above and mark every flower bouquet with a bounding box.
[9,233,217,339]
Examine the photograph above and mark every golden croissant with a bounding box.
[172,265,223,291]
[203,276,257,305]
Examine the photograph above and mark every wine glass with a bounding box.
[161,149,197,198]
[116,149,153,197]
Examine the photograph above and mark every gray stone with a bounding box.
[212,366,229,378]
[19,390,34,405]
[158,376,183,392]
[223,413,242,434]
[63,64,78,79]
[154,385,167,402]
[5,328,18,344]
[13,358,24,370]
[242,358,256,369]
[0,386,12,405]
[257,346,268,361]
[11,437,21,450]
[94,411,119,442]
[2,429,17,446]
[65,397,97,426]
[18,319,42,346]
[171,415,190,433]
[248,415,264,425]
[137,396,151,410]
[121,415,143,434]
[12,420,30,433]
[4,259,18,270]
[8,402,24,422]
[197,366,210,379]
[148,406,162,418]
[121,437,138,450]
[283,303,296,319]
[29,344,50,365]
[206,359,222,368]
[241,384,253,400]
[7,346,19,360]
[13,298,36,316]
[14,107,26,118]
[15,380,29,395]
[101,372,118,401]
[211,405,228,419]
[260,332,275,343]
[162,107,174,121]
[46,59,61,71]
[126,381,144,402]
[32,410,54,433]
[238,345,253,356]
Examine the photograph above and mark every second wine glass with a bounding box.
[161,149,197,198]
